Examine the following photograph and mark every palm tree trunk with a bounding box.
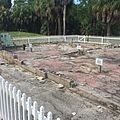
[58,15,61,35]
[55,19,57,35]
[63,5,66,35]
[107,23,111,36]
[47,21,49,35]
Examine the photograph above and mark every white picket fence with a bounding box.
[12,35,120,46]
[0,76,59,120]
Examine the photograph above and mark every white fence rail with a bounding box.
[12,35,120,46]
[0,76,58,120]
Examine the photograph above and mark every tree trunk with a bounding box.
[47,21,49,35]
[63,5,66,35]
[55,19,57,35]
[58,15,61,35]
[107,23,111,36]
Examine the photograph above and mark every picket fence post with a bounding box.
[0,76,60,120]
[17,90,22,120]
[13,87,17,120]
[2,79,7,120]
[47,112,53,120]
[27,97,32,120]
[39,106,44,120]
[9,84,14,120]
[22,93,27,120]
[0,77,4,119]
[33,101,38,120]
[5,81,10,120]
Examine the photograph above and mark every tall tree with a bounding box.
[93,0,120,36]
[12,0,35,31]
[54,0,73,35]
[54,0,62,35]
[0,0,11,8]
[61,0,73,35]
[34,0,54,35]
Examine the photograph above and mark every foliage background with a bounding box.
[0,0,120,36]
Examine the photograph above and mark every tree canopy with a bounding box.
[0,0,120,36]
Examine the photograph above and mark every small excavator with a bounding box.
[0,33,16,50]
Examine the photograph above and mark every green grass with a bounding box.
[9,32,44,37]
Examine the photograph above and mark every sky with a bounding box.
[10,0,81,6]
[11,0,14,6]
[74,0,80,5]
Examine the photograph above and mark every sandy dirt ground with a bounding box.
[12,43,120,104]
[0,57,119,120]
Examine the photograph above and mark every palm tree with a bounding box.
[34,0,54,35]
[55,0,73,35]
[0,0,11,8]
[61,0,73,35]
[12,0,34,31]
[93,0,120,36]
[54,0,62,35]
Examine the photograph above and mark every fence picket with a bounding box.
[9,84,14,120]
[47,112,52,120]
[22,93,27,120]
[13,87,17,120]
[17,90,22,120]
[0,76,59,120]
[39,106,44,120]
[0,79,1,118]
[27,97,32,120]
[33,101,38,120]
[0,77,4,118]
[5,81,10,120]
[2,79,7,120]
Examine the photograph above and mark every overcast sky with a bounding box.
[11,0,14,6]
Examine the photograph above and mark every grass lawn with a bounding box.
[9,32,44,37]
